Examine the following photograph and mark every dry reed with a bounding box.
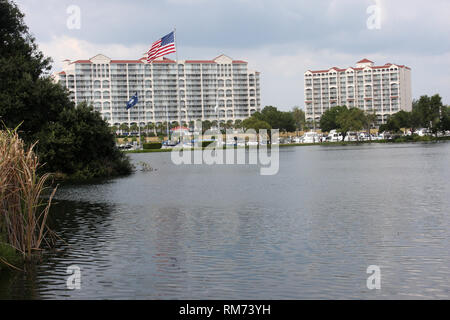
[0,127,57,265]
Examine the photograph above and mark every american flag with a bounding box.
[147,31,176,63]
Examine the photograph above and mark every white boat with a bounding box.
[344,132,358,142]
[303,132,320,143]
[328,130,342,142]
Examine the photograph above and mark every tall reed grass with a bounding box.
[0,128,57,267]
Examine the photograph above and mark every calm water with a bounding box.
[1,142,449,299]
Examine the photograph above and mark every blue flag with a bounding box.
[126,92,138,110]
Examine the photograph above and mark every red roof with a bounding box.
[232,60,247,64]
[357,58,374,63]
[185,60,216,64]
[58,71,66,75]
[308,62,410,74]
[71,60,91,64]
[111,60,143,64]
[151,57,176,64]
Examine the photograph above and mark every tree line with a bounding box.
[318,94,449,140]
[113,106,308,135]
[0,0,132,180]
[379,95,449,135]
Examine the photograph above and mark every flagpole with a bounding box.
[174,27,182,144]
[138,93,141,150]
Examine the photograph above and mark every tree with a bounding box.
[1,1,56,142]
[383,110,410,134]
[145,123,155,135]
[255,106,296,132]
[319,106,348,132]
[292,107,306,134]
[110,125,118,135]
[0,0,131,179]
[242,117,272,143]
[37,103,132,179]
[234,119,243,129]
[119,123,129,134]
[393,110,411,130]
[225,120,234,130]
[364,112,377,140]
[414,94,443,135]
[202,120,212,133]
[440,106,450,133]
[130,123,139,133]
[336,107,365,141]
[384,117,401,133]
[242,117,271,131]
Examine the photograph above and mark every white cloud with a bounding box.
[39,36,149,70]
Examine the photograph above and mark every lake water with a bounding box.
[1,142,449,299]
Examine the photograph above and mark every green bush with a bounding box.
[0,0,132,181]
[202,141,213,148]
[0,236,22,271]
[143,142,162,150]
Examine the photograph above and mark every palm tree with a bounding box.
[130,123,139,133]
[146,123,156,135]
[110,125,118,135]
[119,123,129,135]
[364,112,378,141]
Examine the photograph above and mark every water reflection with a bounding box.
[0,142,449,299]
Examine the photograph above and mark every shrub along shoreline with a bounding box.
[125,135,450,153]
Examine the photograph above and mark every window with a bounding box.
[94,91,101,99]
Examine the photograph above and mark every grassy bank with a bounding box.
[124,136,450,153]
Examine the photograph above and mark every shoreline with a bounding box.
[124,136,450,153]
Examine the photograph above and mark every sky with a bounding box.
[14,0,450,111]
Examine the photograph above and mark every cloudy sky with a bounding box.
[15,0,450,110]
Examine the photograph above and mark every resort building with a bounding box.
[54,54,261,127]
[304,59,412,124]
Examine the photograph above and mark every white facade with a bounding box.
[304,59,412,124]
[55,54,261,127]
